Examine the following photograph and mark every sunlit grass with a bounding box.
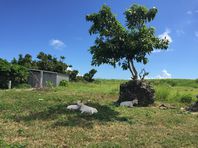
[0,79,198,147]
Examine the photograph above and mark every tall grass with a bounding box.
[149,79,198,88]
[154,84,170,101]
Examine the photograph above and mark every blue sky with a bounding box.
[0,0,198,79]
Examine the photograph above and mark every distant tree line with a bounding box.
[11,52,69,73]
[0,52,97,88]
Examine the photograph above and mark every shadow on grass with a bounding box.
[12,103,128,128]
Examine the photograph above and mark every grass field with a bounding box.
[0,79,198,147]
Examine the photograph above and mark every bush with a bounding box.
[0,58,29,89]
[155,85,170,101]
[67,70,79,81]
[180,95,193,104]
[14,83,31,89]
[166,80,177,87]
[0,59,10,88]
[195,79,198,83]
[76,76,84,81]
[10,64,29,86]
[46,81,54,88]
[83,69,97,82]
[59,80,68,87]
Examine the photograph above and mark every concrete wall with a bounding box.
[57,73,69,86]
[28,70,42,88]
[43,72,57,87]
[28,69,69,88]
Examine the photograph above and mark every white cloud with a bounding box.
[152,50,162,53]
[195,32,198,37]
[156,70,172,79]
[159,28,172,43]
[49,39,66,49]
[77,73,83,77]
[187,10,193,15]
[66,67,73,71]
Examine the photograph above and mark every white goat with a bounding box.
[77,102,98,115]
[67,104,80,110]
[120,99,138,107]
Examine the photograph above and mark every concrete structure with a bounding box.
[28,69,69,88]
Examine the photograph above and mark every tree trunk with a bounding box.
[128,59,138,80]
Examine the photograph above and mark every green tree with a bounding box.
[0,58,11,88]
[13,54,34,68]
[67,70,79,81]
[10,64,29,87]
[0,58,29,88]
[86,4,169,80]
[22,54,33,68]
[60,56,65,62]
[83,69,97,82]
[37,52,50,70]
[37,52,68,73]
[11,58,18,64]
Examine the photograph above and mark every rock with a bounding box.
[186,101,198,112]
[117,80,155,106]
[159,104,168,110]
[159,104,176,110]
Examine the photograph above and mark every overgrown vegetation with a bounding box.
[13,52,97,82]
[0,79,197,147]
[0,58,29,89]
[83,69,97,82]
[0,52,98,88]
[59,80,68,87]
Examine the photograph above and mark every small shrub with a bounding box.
[155,85,170,101]
[59,80,68,87]
[180,95,193,104]
[14,83,31,89]
[67,70,79,81]
[166,80,177,87]
[46,81,54,88]
[93,79,101,84]
[195,79,198,83]
[76,76,84,81]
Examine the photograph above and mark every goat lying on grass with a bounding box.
[67,101,98,115]
[67,104,80,110]
[77,101,98,115]
[120,99,138,107]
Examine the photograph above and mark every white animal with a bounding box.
[67,104,80,110]
[77,102,98,115]
[120,99,138,107]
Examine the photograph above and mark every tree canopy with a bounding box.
[86,4,169,80]
[12,52,69,74]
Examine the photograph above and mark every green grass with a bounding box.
[0,79,198,147]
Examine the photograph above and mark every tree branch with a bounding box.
[139,68,149,80]
[128,60,135,79]
[131,60,138,80]
[128,59,138,80]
